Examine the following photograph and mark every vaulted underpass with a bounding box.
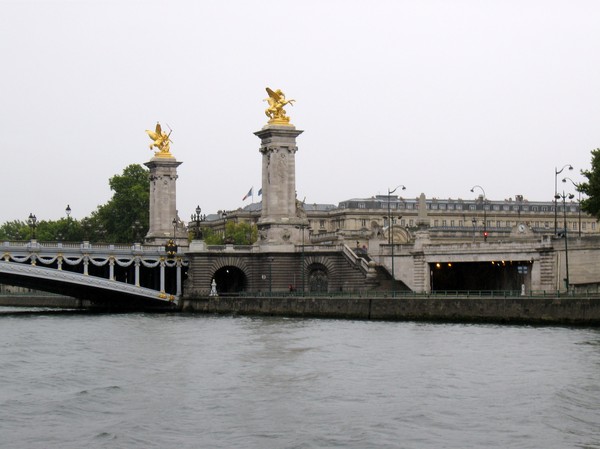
[430,261,532,292]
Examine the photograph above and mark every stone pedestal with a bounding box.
[144,156,185,245]
[254,124,308,247]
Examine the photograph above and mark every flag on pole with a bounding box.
[242,187,253,201]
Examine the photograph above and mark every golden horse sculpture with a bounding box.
[146,122,173,157]
[264,87,295,125]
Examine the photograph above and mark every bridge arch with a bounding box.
[305,255,338,293]
[209,257,250,294]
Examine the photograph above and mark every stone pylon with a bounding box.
[254,124,309,248]
[144,155,186,245]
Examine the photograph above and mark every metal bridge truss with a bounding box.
[1,241,188,307]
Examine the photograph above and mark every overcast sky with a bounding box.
[2,0,599,223]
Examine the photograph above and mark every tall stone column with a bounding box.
[144,155,183,245]
[254,124,308,247]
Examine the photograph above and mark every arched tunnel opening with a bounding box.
[430,260,532,292]
[213,266,247,294]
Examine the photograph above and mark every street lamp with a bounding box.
[555,190,575,291]
[555,164,573,235]
[190,205,206,240]
[131,220,143,242]
[166,218,178,257]
[387,185,406,288]
[562,177,582,238]
[221,211,229,243]
[470,185,487,241]
[65,204,71,218]
[27,213,37,240]
[295,224,310,295]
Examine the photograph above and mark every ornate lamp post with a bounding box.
[562,177,582,238]
[27,213,37,240]
[295,224,310,295]
[81,218,91,241]
[165,218,178,257]
[387,185,406,287]
[131,220,143,242]
[190,205,206,240]
[555,190,575,291]
[221,211,228,243]
[555,164,573,235]
[65,204,71,218]
[470,185,487,241]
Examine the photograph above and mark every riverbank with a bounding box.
[0,295,82,308]
[180,294,600,325]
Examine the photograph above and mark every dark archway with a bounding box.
[213,266,247,294]
[430,261,532,292]
[308,263,328,293]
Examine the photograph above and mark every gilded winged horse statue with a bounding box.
[264,88,295,125]
[146,122,173,156]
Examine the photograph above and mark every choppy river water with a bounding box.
[1,309,599,449]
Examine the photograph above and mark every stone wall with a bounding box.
[180,294,600,325]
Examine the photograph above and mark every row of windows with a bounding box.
[351,202,579,213]
[310,218,597,231]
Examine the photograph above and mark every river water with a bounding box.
[1,309,599,449]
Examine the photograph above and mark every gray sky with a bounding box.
[2,0,599,223]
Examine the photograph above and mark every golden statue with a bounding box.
[264,87,295,125]
[146,122,173,157]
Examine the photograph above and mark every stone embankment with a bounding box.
[180,294,600,325]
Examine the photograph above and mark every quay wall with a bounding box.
[180,295,600,325]
[0,295,82,308]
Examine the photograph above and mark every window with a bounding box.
[494,205,500,211]
[592,222,597,231]
[434,220,439,226]
[469,205,476,211]
[361,219,367,227]
[358,203,365,209]
[442,220,447,226]
[450,220,455,227]
[456,204,463,210]
[409,219,414,226]
[496,221,501,228]
[401,219,405,226]
[319,220,325,229]
[573,222,577,231]
[582,222,587,230]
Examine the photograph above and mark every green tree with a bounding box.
[90,164,150,242]
[0,220,29,241]
[580,148,600,221]
[203,221,258,245]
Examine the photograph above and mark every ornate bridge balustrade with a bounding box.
[1,240,188,298]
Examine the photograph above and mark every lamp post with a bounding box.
[295,224,310,295]
[470,185,487,241]
[221,211,228,243]
[131,220,143,242]
[555,190,575,291]
[27,213,37,240]
[562,177,581,238]
[191,205,206,240]
[166,218,178,257]
[555,164,573,235]
[65,204,71,219]
[81,218,91,241]
[387,185,406,287]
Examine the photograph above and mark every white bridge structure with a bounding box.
[1,240,188,308]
